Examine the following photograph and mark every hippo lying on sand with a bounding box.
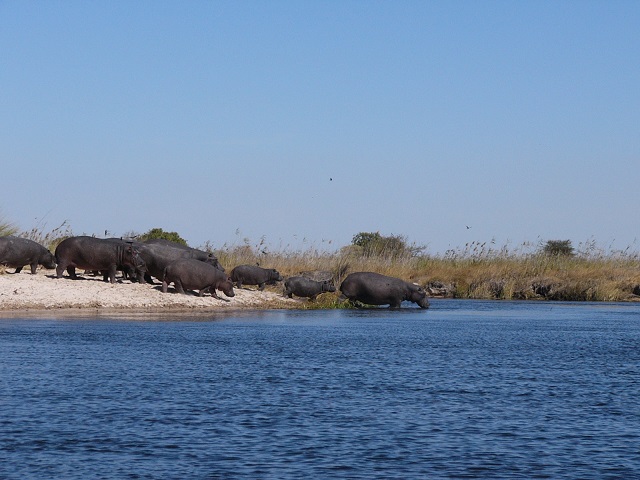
[340,271,429,309]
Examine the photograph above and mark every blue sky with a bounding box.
[1,1,638,254]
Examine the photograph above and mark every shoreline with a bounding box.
[0,268,298,313]
[3,268,639,316]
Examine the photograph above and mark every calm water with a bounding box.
[1,300,639,479]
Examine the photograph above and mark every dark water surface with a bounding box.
[1,300,639,479]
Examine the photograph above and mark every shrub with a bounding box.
[137,228,188,246]
[351,231,423,258]
[542,240,575,257]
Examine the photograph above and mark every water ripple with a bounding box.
[1,300,640,478]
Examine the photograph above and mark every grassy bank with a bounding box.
[214,240,640,302]
[2,219,640,302]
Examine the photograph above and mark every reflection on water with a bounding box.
[1,300,640,478]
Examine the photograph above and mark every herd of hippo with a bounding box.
[0,235,429,309]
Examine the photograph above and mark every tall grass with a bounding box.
[207,238,640,302]
[0,213,18,237]
[20,220,73,251]
[3,216,640,302]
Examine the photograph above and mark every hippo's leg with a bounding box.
[67,266,79,279]
[14,266,23,274]
[309,294,318,302]
[210,288,222,300]
[162,280,169,293]
[174,280,186,295]
[30,263,38,274]
[107,265,117,284]
[258,282,265,291]
[56,264,65,278]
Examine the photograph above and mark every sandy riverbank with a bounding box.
[0,268,298,314]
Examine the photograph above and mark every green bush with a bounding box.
[542,240,575,257]
[137,228,188,246]
[351,231,423,258]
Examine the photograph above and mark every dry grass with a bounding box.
[3,219,640,302]
[20,220,73,251]
[209,239,640,302]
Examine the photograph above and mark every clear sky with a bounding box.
[2,1,639,254]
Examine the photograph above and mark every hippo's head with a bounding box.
[130,248,147,270]
[125,244,147,272]
[408,284,430,309]
[269,269,283,282]
[322,280,337,293]
[42,252,57,269]
[220,277,235,297]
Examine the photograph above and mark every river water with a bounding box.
[1,300,639,479]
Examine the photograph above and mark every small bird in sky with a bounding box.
[466,225,471,229]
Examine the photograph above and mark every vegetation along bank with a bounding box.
[2,219,640,304]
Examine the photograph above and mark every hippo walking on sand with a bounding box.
[0,236,56,274]
[283,276,336,301]
[54,236,144,284]
[230,265,283,290]
[162,259,234,300]
[340,271,429,309]
[144,239,223,271]
[137,240,224,284]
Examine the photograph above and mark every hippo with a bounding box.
[339,272,430,309]
[137,241,224,284]
[230,265,283,290]
[283,276,336,301]
[144,239,222,270]
[162,258,235,300]
[54,236,144,284]
[0,236,56,274]
[94,238,148,282]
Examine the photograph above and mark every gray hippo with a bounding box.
[0,236,56,274]
[230,265,283,290]
[137,241,223,284]
[144,239,223,271]
[55,236,144,284]
[94,238,147,282]
[283,276,336,301]
[162,258,234,300]
[340,272,429,309]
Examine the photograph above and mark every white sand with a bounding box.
[0,268,297,313]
